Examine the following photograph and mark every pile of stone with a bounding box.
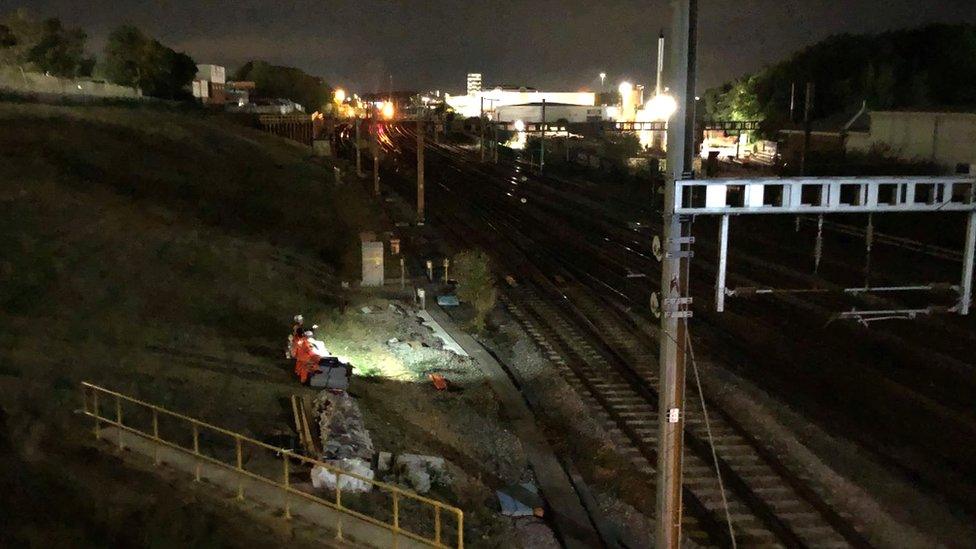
[377,452,449,494]
[309,390,452,495]
[310,391,376,493]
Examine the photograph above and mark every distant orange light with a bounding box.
[381,101,395,119]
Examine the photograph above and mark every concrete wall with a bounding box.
[0,67,142,99]
[847,111,976,170]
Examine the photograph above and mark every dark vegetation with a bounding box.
[0,102,375,545]
[704,24,976,127]
[0,9,93,77]
[0,8,197,99]
[102,25,197,100]
[234,60,333,112]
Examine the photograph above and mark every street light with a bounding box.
[599,72,606,91]
[334,88,346,103]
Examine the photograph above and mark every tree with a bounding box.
[26,17,92,77]
[704,24,976,132]
[103,25,196,99]
[234,60,331,112]
[0,24,16,48]
[0,9,45,68]
[452,249,497,331]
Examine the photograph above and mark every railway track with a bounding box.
[502,282,868,548]
[362,126,876,547]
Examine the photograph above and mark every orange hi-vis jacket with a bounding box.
[290,336,326,383]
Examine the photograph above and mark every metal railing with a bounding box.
[81,382,463,548]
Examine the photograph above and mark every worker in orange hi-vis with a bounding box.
[290,328,329,384]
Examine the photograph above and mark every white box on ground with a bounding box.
[361,241,384,286]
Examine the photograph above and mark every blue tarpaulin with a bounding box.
[437,295,460,306]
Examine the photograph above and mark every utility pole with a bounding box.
[417,119,425,224]
[355,117,364,178]
[789,81,796,123]
[493,121,499,163]
[655,29,665,96]
[657,1,697,548]
[372,120,380,196]
[480,96,486,162]
[800,82,814,176]
[540,99,547,173]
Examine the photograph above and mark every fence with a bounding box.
[257,114,315,145]
[80,381,463,548]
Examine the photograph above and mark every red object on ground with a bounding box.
[291,336,324,383]
[428,373,448,391]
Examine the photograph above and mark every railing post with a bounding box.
[235,435,244,500]
[115,395,124,450]
[393,491,400,548]
[92,390,101,440]
[434,505,442,546]
[335,472,344,541]
[192,424,201,482]
[457,509,464,549]
[152,408,160,465]
[282,454,292,519]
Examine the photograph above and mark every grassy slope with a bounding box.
[0,102,376,546]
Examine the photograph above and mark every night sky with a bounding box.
[6,0,976,94]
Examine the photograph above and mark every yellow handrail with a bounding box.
[81,381,463,548]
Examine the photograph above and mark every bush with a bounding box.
[452,250,496,331]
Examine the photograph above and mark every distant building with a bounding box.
[846,110,976,173]
[778,106,869,167]
[466,73,482,95]
[496,103,611,124]
[192,64,227,105]
[224,81,255,107]
[447,86,596,119]
[226,98,305,115]
[780,107,976,173]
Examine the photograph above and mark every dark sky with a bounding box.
[6,1,976,94]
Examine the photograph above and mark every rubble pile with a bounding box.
[311,391,376,492]
[377,452,451,494]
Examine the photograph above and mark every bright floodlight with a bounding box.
[381,101,395,119]
[513,119,525,132]
[334,88,346,103]
[599,72,606,80]
[618,81,633,95]
[647,93,678,121]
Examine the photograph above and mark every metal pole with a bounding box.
[800,82,814,176]
[789,82,796,123]
[372,120,380,195]
[864,213,874,287]
[716,213,729,312]
[656,29,665,97]
[960,210,976,314]
[814,213,824,274]
[540,99,546,173]
[355,118,364,178]
[480,96,485,162]
[417,120,425,223]
[657,1,696,547]
[493,122,499,163]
